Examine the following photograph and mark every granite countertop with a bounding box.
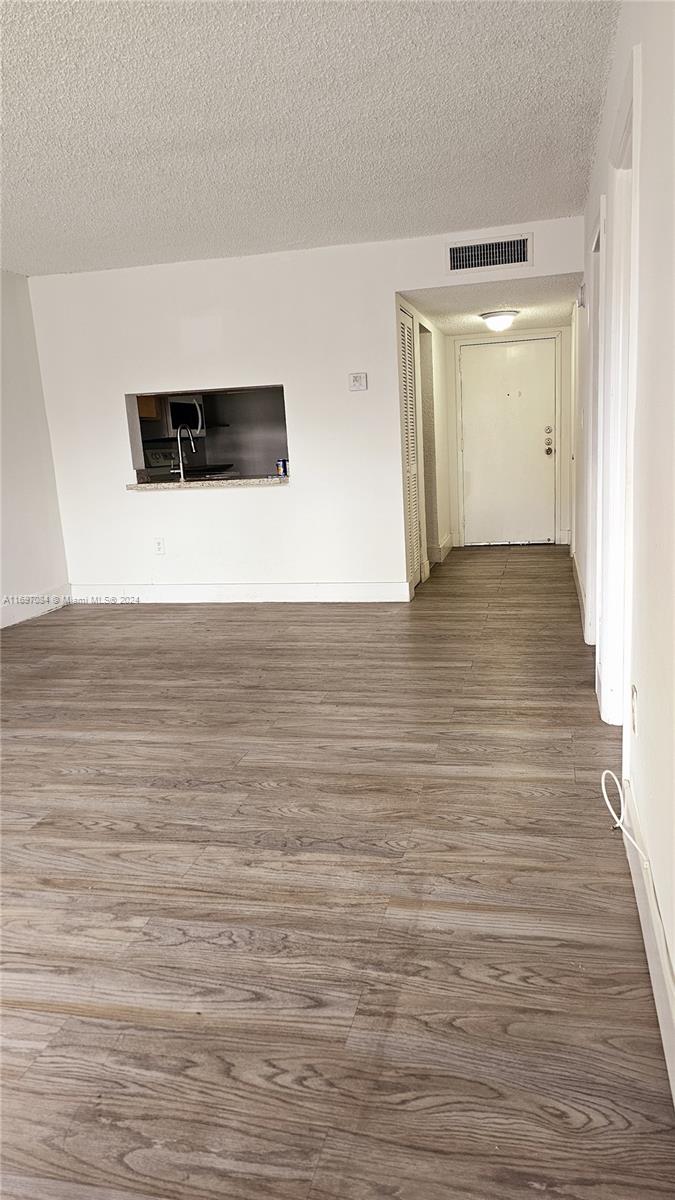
[127,476,289,492]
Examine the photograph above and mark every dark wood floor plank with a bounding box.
[308,1127,675,1200]
[0,1011,67,1082]
[1,1174,160,1200]
[2,545,673,1198]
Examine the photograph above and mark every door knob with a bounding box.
[545,447,553,456]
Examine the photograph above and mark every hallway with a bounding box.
[2,546,674,1198]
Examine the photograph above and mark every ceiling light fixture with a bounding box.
[479,310,519,332]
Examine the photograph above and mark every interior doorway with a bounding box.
[459,338,557,545]
[396,274,580,583]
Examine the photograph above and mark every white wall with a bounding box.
[28,216,582,603]
[576,0,675,1069]
[0,271,68,627]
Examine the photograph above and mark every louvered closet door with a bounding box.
[399,309,421,586]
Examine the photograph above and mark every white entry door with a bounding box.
[460,338,556,545]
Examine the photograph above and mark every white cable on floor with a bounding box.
[601,769,648,862]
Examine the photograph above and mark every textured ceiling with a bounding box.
[2,1,618,276]
[401,273,583,335]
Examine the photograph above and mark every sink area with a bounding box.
[185,468,236,481]
[137,464,236,483]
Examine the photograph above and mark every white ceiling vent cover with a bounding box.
[447,235,532,273]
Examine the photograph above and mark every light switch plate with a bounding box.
[348,372,368,392]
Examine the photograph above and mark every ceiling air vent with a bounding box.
[447,235,531,273]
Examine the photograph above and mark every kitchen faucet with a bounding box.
[176,424,196,481]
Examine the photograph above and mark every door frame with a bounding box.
[580,207,605,648]
[397,304,429,589]
[418,322,440,565]
[595,48,641,733]
[453,328,568,546]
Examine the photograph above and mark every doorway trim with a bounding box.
[452,328,569,547]
[579,206,606,648]
[397,303,430,590]
[595,47,641,731]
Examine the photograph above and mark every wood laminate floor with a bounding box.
[1,545,674,1199]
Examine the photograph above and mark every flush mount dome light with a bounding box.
[480,310,519,332]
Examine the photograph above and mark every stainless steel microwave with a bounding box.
[166,395,205,437]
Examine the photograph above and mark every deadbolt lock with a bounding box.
[545,446,553,456]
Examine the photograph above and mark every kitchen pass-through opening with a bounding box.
[126,385,290,484]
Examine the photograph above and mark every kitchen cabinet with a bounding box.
[137,394,163,421]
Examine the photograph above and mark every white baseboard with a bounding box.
[571,553,596,647]
[0,582,71,629]
[427,534,453,564]
[571,552,587,631]
[571,552,585,621]
[596,662,622,726]
[624,780,675,1102]
[69,581,413,604]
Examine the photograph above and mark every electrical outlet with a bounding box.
[348,372,368,392]
[154,537,165,555]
